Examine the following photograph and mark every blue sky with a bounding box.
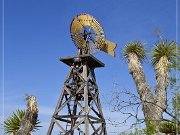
[1,0,179,134]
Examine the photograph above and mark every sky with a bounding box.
[1,0,180,134]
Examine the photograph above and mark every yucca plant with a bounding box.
[123,40,154,123]
[151,40,179,122]
[123,40,179,134]
[151,40,179,67]
[4,109,25,135]
[159,121,180,134]
[3,109,41,135]
[123,41,146,63]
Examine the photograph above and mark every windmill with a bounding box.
[47,14,117,135]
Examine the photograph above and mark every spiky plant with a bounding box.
[123,40,154,122]
[3,109,41,135]
[122,40,179,134]
[4,109,25,135]
[151,40,179,67]
[159,121,180,134]
[151,40,179,134]
[151,40,179,105]
[123,41,146,62]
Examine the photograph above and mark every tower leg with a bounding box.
[83,65,89,135]
[47,89,65,135]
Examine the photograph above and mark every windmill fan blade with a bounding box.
[101,40,117,57]
[94,37,105,49]
[77,14,91,26]
[89,18,104,35]
[71,17,83,34]
[71,33,86,49]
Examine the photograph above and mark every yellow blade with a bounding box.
[77,14,91,26]
[94,37,104,49]
[70,17,83,34]
[71,15,90,49]
[101,40,117,57]
[89,18,104,35]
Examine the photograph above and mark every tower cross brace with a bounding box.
[47,54,107,135]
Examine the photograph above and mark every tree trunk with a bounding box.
[127,53,168,134]
[154,56,169,117]
[153,56,169,133]
[16,96,38,135]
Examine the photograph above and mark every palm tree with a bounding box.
[3,109,40,135]
[123,40,179,134]
[3,96,41,135]
[151,40,178,120]
[4,109,25,135]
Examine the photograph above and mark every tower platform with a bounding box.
[60,54,104,68]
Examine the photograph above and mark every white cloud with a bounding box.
[38,106,54,116]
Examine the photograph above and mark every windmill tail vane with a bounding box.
[102,39,117,56]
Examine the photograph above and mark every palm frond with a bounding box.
[3,109,41,134]
[123,41,146,62]
[151,40,179,66]
[3,109,25,134]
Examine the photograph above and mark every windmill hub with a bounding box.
[82,26,95,42]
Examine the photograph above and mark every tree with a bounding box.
[4,109,26,135]
[3,95,40,135]
[122,40,179,134]
[159,91,180,134]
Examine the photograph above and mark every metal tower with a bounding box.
[47,54,107,135]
